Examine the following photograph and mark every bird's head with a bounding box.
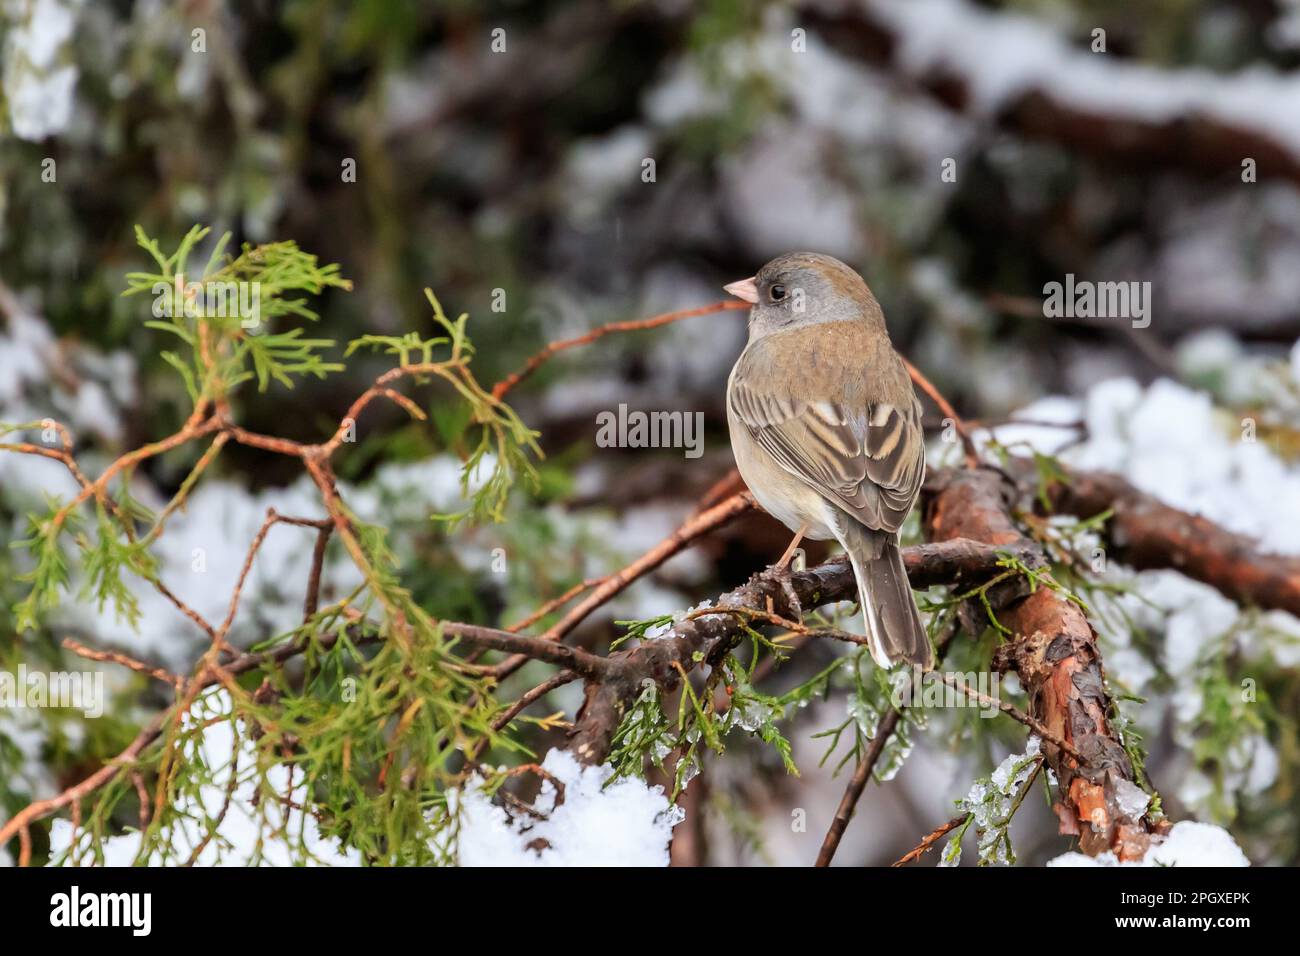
[724,252,884,339]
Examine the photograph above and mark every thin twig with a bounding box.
[491,300,749,400]
[490,672,581,733]
[899,356,979,468]
[506,578,607,634]
[303,522,334,620]
[62,638,183,688]
[891,814,969,867]
[489,491,754,680]
[815,623,957,867]
[935,672,1084,762]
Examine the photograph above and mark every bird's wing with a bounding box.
[728,338,925,533]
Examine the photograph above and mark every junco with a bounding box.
[724,252,932,670]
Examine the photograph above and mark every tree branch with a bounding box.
[489,490,757,681]
[925,466,1159,860]
[563,537,1025,766]
[1042,468,1300,617]
[891,813,970,867]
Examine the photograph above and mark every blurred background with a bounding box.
[2,0,1299,866]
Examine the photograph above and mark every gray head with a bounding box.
[724,252,885,340]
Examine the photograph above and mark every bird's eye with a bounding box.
[770,284,787,301]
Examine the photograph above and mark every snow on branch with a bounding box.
[807,0,1300,184]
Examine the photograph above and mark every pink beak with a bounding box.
[724,276,759,304]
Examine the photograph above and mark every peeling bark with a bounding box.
[925,467,1158,860]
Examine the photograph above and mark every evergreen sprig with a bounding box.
[125,224,350,399]
[10,225,552,866]
[347,290,542,526]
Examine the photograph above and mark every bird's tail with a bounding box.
[834,517,933,670]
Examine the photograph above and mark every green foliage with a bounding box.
[1110,694,1157,801]
[10,498,76,634]
[7,220,1289,867]
[4,225,558,865]
[1186,632,1279,825]
[347,290,542,526]
[1029,449,1070,511]
[606,619,839,798]
[125,225,350,399]
[610,614,675,651]
[677,0,784,154]
[812,650,919,783]
[76,504,158,630]
[6,226,543,638]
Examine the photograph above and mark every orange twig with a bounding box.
[62,638,183,689]
[891,814,969,867]
[899,356,979,468]
[491,300,749,400]
[506,577,607,634]
[488,491,755,681]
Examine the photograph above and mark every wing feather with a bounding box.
[729,347,925,533]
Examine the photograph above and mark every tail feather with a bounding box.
[833,516,932,670]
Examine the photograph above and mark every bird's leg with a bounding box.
[774,525,807,573]
[760,524,807,621]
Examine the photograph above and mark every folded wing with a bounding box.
[728,361,925,533]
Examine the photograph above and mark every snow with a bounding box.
[0,303,135,499]
[0,715,58,816]
[721,127,866,261]
[1047,821,1250,867]
[1269,0,1300,50]
[452,749,683,866]
[856,0,1300,157]
[967,365,1299,848]
[1262,608,1300,669]
[1152,821,1252,866]
[1113,778,1151,820]
[961,353,1294,858]
[1154,189,1300,335]
[648,6,964,155]
[561,125,655,227]
[1114,576,1282,809]
[942,738,1041,867]
[7,452,491,670]
[0,304,59,401]
[10,0,77,69]
[40,475,357,667]
[33,657,681,868]
[645,5,969,263]
[69,381,122,443]
[2,0,82,140]
[974,372,1296,825]
[2,299,716,867]
[990,737,1039,792]
[987,376,1300,556]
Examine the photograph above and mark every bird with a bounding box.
[724,252,933,670]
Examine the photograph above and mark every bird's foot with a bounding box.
[757,563,803,623]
